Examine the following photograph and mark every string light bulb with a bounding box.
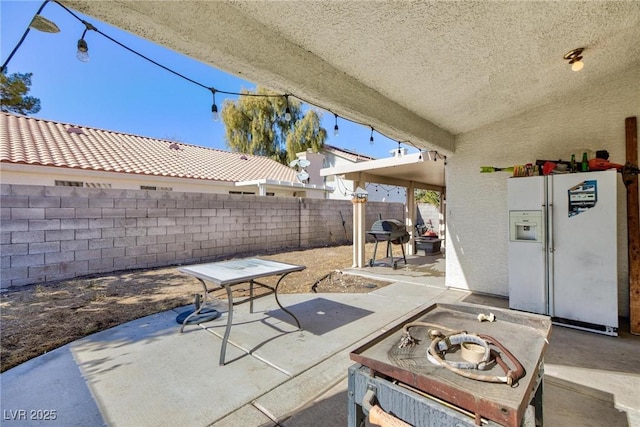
[333,113,339,137]
[369,127,374,145]
[76,21,95,63]
[76,35,89,62]
[284,95,292,122]
[210,89,219,121]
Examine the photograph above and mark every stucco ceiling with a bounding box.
[62,1,640,154]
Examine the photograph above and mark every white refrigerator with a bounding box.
[507,170,619,335]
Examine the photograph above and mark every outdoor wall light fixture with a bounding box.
[369,127,375,145]
[563,47,585,72]
[76,21,96,63]
[333,114,339,137]
[210,88,219,121]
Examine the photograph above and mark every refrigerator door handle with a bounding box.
[548,203,554,253]
[541,204,547,253]
[547,178,554,317]
[542,201,550,316]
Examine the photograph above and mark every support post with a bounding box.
[626,116,639,335]
[352,181,368,268]
[406,182,415,255]
[352,199,367,268]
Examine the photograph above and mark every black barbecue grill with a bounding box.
[367,219,409,268]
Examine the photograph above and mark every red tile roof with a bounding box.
[0,112,298,183]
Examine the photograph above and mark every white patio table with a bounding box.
[178,258,306,365]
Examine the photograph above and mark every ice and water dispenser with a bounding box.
[509,211,543,243]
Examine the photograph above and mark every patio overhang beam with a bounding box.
[342,172,443,192]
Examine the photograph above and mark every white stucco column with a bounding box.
[352,199,366,267]
[405,182,415,255]
[351,185,368,268]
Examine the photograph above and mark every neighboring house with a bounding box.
[297,144,407,203]
[0,112,331,198]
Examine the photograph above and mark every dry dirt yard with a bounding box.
[1,244,390,372]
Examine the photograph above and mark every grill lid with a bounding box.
[368,219,409,243]
[370,219,406,234]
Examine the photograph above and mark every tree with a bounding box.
[0,70,41,115]
[221,87,326,164]
[415,189,441,207]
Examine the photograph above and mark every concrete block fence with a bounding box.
[0,184,403,289]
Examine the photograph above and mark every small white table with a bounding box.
[178,258,306,365]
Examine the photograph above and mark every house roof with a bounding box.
[0,112,298,183]
[323,144,375,163]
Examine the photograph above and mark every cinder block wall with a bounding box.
[0,184,403,289]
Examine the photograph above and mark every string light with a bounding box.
[2,0,439,157]
[76,20,96,62]
[284,95,292,122]
[76,35,88,62]
[210,88,219,121]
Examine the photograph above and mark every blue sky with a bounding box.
[1,0,409,159]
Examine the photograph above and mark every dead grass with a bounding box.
[0,244,388,372]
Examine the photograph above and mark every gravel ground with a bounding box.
[0,243,390,372]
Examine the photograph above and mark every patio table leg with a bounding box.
[219,284,234,366]
[250,279,254,313]
[274,272,302,330]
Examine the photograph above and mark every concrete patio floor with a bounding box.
[1,254,639,426]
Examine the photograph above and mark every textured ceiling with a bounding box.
[62,1,640,153]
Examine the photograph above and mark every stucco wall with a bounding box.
[446,66,639,317]
[416,203,443,237]
[0,184,403,289]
